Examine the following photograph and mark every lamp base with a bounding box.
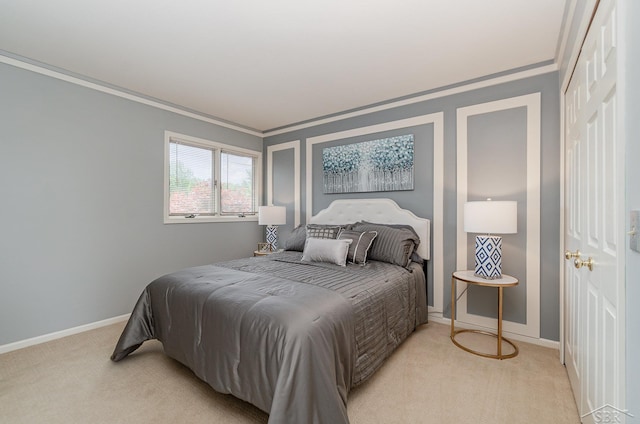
[265,225,278,251]
[474,235,503,279]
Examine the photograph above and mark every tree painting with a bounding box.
[322,134,414,193]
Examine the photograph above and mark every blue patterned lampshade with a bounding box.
[464,200,517,279]
[258,206,286,251]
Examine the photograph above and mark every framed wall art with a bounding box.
[322,134,414,193]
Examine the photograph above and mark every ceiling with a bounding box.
[0,0,568,133]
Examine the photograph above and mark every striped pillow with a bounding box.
[283,225,308,251]
[337,229,378,264]
[350,222,420,268]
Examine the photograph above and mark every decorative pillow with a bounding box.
[301,238,352,266]
[306,224,342,240]
[337,229,378,264]
[410,251,424,265]
[358,221,421,249]
[283,225,307,251]
[350,222,420,268]
[283,224,352,251]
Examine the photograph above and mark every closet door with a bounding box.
[564,47,583,414]
[563,0,625,421]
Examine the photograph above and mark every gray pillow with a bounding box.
[283,225,307,251]
[358,221,421,250]
[283,224,350,251]
[410,251,424,265]
[301,238,352,266]
[306,224,342,239]
[350,222,420,268]
[337,229,378,264]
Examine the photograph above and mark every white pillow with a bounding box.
[301,238,352,266]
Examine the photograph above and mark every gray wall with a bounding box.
[271,148,297,237]
[265,71,561,341]
[466,107,528,324]
[0,62,263,345]
[624,0,640,420]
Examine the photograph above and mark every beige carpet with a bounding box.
[0,321,579,423]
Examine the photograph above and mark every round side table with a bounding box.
[450,270,519,360]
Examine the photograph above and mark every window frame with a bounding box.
[164,131,261,224]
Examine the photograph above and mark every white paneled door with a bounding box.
[564,0,626,422]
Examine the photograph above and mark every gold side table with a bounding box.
[450,270,519,360]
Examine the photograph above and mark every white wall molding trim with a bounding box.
[0,54,262,138]
[267,140,301,228]
[456,92,541,339]
[306,113,444,314]
[265,64,557,137]
[0,314,130,355]
[1,52,557,140]
[555,0,578,78]
[560,0,600,93]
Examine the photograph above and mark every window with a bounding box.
[220,151,256,214]
[164,131,261,223]
[169,142,214,215]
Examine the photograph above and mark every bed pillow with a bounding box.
[283,225,307,251]
[358,221,421,248]
[301,238,352,266]
[337,229,378,264]
[350,222,420,268]
[410,251,424,265]
[306,224,342,239]
[283,224,351,251]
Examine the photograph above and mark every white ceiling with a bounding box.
[0,0,567,133]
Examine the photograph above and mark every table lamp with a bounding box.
[464,199,517,279]
[258,206,286,251]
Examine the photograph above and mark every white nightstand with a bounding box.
[450,270,519,360]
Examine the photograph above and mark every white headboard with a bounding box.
[310,198,430,260]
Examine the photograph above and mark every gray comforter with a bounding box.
[111,251,427,424]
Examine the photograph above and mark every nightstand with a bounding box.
[450,270,519,359]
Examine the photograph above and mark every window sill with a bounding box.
[164,215,259,224]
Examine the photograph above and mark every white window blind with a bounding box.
[169,141,214,215]
[164,131,261,222]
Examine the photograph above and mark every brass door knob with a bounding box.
[565,249,581,260]
[574,257,594,271]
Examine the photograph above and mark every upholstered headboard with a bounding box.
[310,198,430,260]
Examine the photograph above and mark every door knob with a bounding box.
[574,257,594,271]
[565,250,581,260]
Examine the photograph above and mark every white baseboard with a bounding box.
[0,314,130,355]
[428,316,560,350]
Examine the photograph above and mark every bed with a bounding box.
[111,198,430,424]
